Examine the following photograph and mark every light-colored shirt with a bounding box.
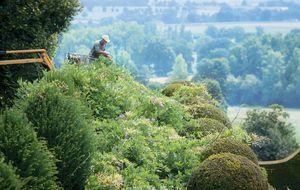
[89,40,106,59]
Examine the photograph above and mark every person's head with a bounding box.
[101,34,110,44]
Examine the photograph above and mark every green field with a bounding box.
[227,107,300,143]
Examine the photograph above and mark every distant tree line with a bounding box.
[194,26,300,107]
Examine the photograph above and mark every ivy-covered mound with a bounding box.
[187,153,268,190]
[0,58,264,189]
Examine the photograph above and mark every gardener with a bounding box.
[89,34,111,61]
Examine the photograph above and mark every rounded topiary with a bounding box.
[185,118,228,138]
[0,109,59,189]
[19,84,95,190]
[172,85,213,106]
[0,158,24,190]
[162,81,192,97]
[187,103,231,127]
[202,138,258,164]
[187,153,268,190]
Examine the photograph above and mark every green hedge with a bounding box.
[202,138,258,164]
[18,83,95,190]
[0,109,59,190]
[187,153,268,190]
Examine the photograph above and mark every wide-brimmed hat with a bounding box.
[102,34,110,43]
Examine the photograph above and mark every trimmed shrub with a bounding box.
[162,81,192,97]
[185,118,228,138]
[187,153,268,190]
[0,109,59,190]
[18,83,95,190]
[202,138,258,164]
[172,85,214,106]
[0,158,24,190]
[187,103,231,127]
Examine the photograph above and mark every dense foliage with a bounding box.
[243,105,298,160]
[187,153,268,190]
[4,1,299,188]
[0,109,60,189]
[0,58,257,189]
[0,159,24,190]
[15,82,95,190]
[184,118,228,139]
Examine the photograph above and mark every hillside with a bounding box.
[0,58,269,189]
[1,0,299,189]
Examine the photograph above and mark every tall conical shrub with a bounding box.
[18,82,95,190]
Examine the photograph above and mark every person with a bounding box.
[89,34,111,61]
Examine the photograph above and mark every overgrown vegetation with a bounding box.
[2,1,299,189]
[0,60,262,189]
[0,158,24,190]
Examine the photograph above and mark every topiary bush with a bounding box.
[187,153,268,190]
[0,109,60,190]
[202,138,258,164]
[184,118,228,138]
[16,83,95,190]
[0,158,24,190]
[161,81,192,97]
[187,103,231,127]
[172,85,214,106]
